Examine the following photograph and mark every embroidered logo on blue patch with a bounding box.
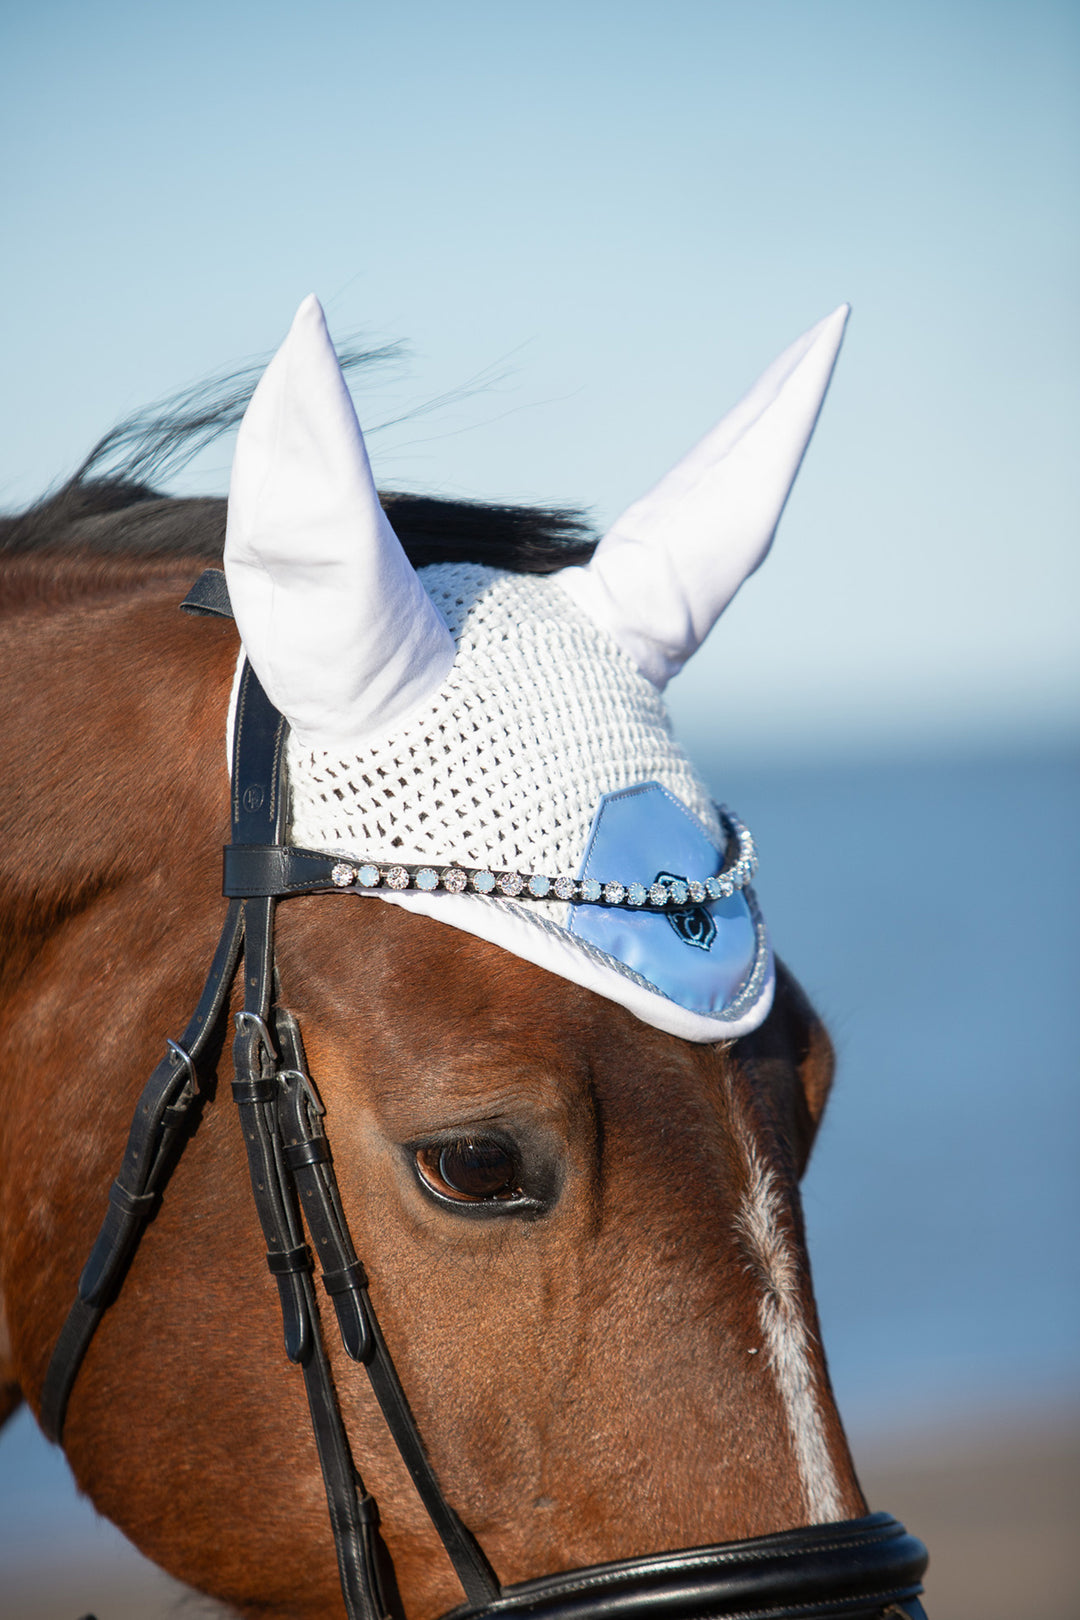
[653,873,717,951]
[568,782,759,1017]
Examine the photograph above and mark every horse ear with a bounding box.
[556,305,850,688]
[224,295,455,749]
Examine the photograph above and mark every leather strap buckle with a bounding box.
[165,1038,196,1085]
[234,1010,276,1064]
[279,1064,325,1117]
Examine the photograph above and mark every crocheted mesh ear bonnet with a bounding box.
[225,295,848,1042]
[288,564,721,873]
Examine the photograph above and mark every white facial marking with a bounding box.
[732,1121,844,1524]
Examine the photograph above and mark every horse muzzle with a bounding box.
[442,1513,928,1620]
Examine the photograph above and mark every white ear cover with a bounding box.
[224,295,455,750]
[556,304,850,687]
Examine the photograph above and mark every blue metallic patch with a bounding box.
[568,783,759,1016]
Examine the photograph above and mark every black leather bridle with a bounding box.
[41,571,929,1620]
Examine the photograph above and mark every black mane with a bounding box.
[0,483,596,576]
[0,348,597,575]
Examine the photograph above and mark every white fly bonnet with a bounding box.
[224,296,848,1042]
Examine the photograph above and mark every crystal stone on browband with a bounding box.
[223,294,848,1042]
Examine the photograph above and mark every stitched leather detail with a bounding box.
[224,845,345,897]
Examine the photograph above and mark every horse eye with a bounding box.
[415,1137,520,1202]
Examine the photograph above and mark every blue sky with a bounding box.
[2,0,1077,754]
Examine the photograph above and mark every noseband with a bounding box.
[42,574,929,1620]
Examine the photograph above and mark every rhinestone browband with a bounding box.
[327,808,757,911]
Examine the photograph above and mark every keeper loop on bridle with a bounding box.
[266,1243,314,1277]
[284,1136,332,1170]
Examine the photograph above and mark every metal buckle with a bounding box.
[165,1038,196,1085]
[234,1010,276,1062]
[277,1065,326,1118]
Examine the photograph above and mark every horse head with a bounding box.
[0,297,929,1619]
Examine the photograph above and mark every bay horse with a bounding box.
[0,299,928,1619]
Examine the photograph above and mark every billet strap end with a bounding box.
[180,568,234,619]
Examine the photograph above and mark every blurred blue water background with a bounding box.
[2,739,1076,1567]
[718,742,1080,1435]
